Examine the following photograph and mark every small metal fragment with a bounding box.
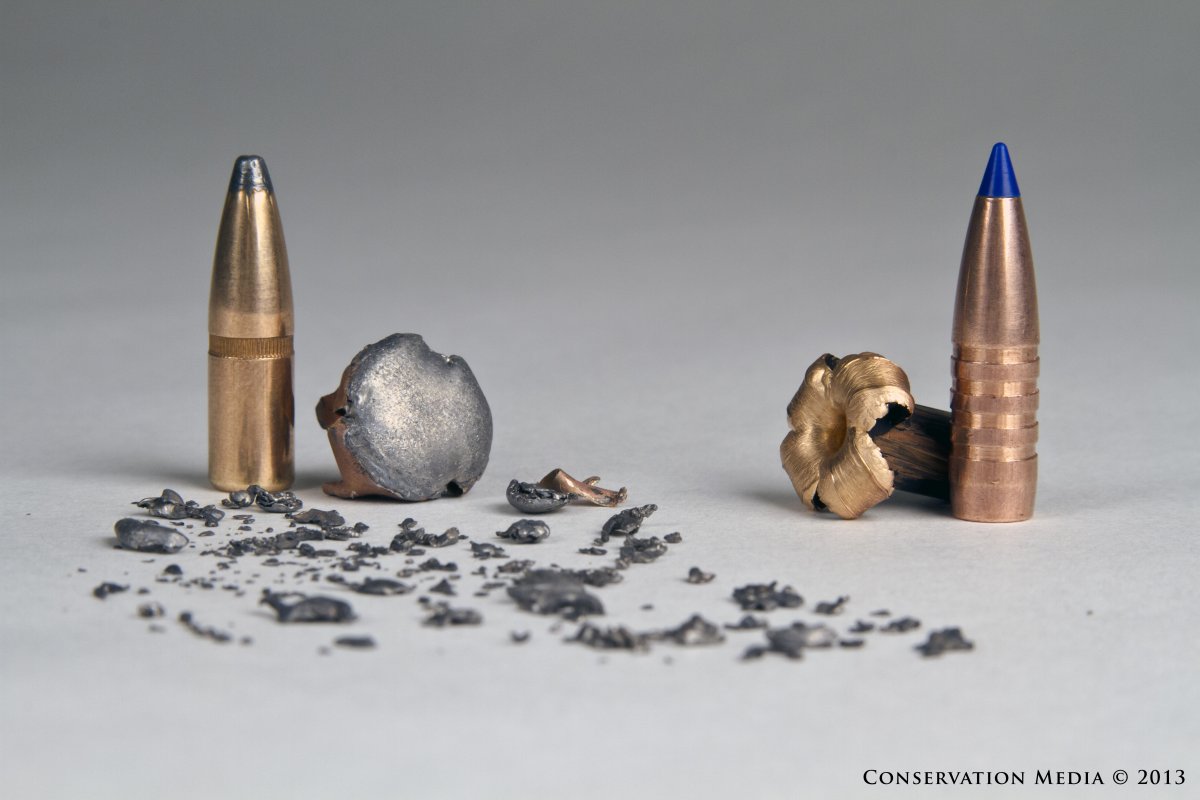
[222,490,253,509]
[882,616,921,633]
[731,581,803,612]
[92,582,128,599]
[573,567,623,587]
[506,480,570,514]
[840,639,865,648]
[335,635,376,649]
[134,490,188,520]
[725,615,767,630]
[814,596,850,615]
[915,627,974,656]
[429,578,456,596]
[422,603,483,627]
[290,508,345,528]
[114,518,190,554]
[419,558,457,572]
[470,541,507,560]
[658,614,724,646]
[393,524,461,550]
[600,504,657,542]
[759,622,839,659]
[496,519,551,544]
[496,559,533,574]
[260,590,355,623]
[510,631,531,644]
[349,578,412,596]
[686,567,715,584]
[569,622,648,650]
[849,620,875,633]
[619,535,668,564]
[508,569,604,620]
[178,611,234,643]
[137,602,165,618]
[538,469,627,507]
[664,532,683,544]
[579,547,607,556]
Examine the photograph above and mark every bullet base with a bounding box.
[949,455,1036,522]
[208,353,294,492]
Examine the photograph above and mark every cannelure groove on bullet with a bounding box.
[208,155,295,492]
[949,143,1039,522]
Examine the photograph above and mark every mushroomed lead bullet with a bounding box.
[208,155,294,491]
[950,143,1039,522]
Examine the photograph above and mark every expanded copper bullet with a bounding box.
[208,155,294,491]
[950,143,1039,522]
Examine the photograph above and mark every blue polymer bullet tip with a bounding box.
[978,142,1020,198]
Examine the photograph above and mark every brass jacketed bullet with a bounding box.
[208,155,294,491]
[950,143,1039,522]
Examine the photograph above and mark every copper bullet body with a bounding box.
[208,156,294,491]
[950,195,1039,522]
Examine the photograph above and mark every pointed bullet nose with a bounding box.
[977,142,1020,198]
[229,155,273,193]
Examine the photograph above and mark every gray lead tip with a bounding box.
[229,155,273,193]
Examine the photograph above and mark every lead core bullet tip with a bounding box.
[978,142,1020,199]
[229,155,273,193]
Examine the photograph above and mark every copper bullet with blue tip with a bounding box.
[950,142,1040,522]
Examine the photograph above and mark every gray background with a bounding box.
[2,1,1197,797]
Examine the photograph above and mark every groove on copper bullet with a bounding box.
[208,155,295,492]
[949,143,1039,523]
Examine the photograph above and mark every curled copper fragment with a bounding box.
[780,353,915,520]
[538,469,627,508]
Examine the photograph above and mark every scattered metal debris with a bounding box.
[849,620,875,633]
[134,489,225,526]
[222,485,303,514]
[915,627,974,656]
[573,567,623,587]
[538,469,627,507]
[664,532,683,544]
[114,518,189,554]
[260,591,355,623]
[496,559,533,574]
[392,519,462,550]
[508,569,605,620]
[578,546,607,556]
[731,582,802,611]
[506,480,570,514]
[599,504,657,542]
[686,567,715,584]
[92,582,128,599]
[496,519,551,544]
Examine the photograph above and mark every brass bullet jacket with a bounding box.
[208,156,295,491]
[950,194,1039,522]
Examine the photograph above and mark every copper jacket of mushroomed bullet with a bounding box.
[950,143,1039,522]
[208,155,295,491]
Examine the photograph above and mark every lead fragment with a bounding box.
[506,480,570,514]
[508,569,605,620]
[599,504,657,542]
[93,582,128,599]
[261,590,355,623]
[686,567,715,584]
[496,519,551,544]
[732,582,803,611]
[915,627,974,656]
[114,518,190,554]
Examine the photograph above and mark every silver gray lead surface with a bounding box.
[317,334,493,501]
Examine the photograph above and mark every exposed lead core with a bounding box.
[208,155,295,491]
